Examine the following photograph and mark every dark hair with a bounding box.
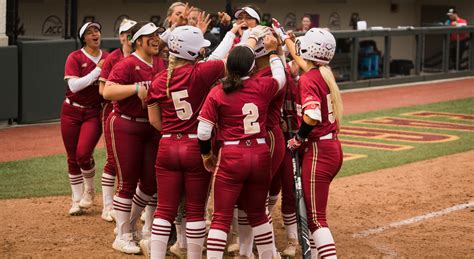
[301,14,311,21]
[129,21,149,51]
[223,46,255,94]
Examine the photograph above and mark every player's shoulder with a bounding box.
[67,49,84,60]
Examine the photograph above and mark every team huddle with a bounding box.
[61,2,343,259]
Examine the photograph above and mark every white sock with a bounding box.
[268,195,279,213]
[266,207,278,256]
[151,218,172,259]
[142,194,157,235]
[101,172,115,209]
[253,222,275,258]
[238,210,253,257]
[68,174,84,201]
[113,196,132,237]
[313,228,337,259]
[283,213,298,240]
[186,221,206,259]
[81,167,95,191]
[207,229,227,259]
[130,187,152,232]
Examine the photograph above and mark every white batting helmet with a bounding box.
[295,28,336,65]
[168,26,211,61]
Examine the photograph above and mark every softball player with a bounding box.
[103,21,165,254]
[98,18,137,222]
[275,23,344,259]
[144,24,241,259]
[197,35,286,259]
[62,22,108,216]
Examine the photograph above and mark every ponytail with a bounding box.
[166,55,177,98]
[319,65,343,130]
[222,73,244,94]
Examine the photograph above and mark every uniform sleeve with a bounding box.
[106,60,130,86]
[195,60,225,88]
[64,53,80,80]
[299,76,321,110]
[198,87,219,126]
[99,55,115,82]
[146,72,165,107]
[259,77,280,101]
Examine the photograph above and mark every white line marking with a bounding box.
[353,201,474,238]
[342,76,474,93]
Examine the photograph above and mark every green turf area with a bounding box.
[0,98,472,199]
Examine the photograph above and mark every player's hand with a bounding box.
[197,11,211,34]
[271,18,288,42]
[249,25,272,42]
[287,136,302,152]
[176,2,192,26]
[218,12,231,26]
[137,84,147,100]
[202,153,217,173]
[263,34,278,52]
[230,21,245,35]
[97,59,105,69]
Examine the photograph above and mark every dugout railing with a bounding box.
[0,26,473,123]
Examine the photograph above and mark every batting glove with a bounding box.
[287,136,303,152]
[271,18,289,42]
[249,25,272,41]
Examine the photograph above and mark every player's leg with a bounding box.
[110,116,142,254]
[207,146,245,259]
[240,144,276,258]
[303,140,343,259]
[280,149,299,257]
[182,138,212,258]
[60,102,83,215]
[75,107,102,209]
[101,103,116,221]
[151,138,184,258]
[131,130,159,241]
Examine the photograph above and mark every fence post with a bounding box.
[383,35,391,78]
[443,32,450,73]
[351,37,359,82]
[415,33,422,75]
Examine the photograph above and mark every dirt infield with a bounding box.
[1,150,472,257]
[1,77,473,163]
[1,77,473,257]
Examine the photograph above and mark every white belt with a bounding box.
[319,132,333,140]
[120,114,149,123]
[162,133,198,139]
[65,98,87,108]
[223,138,266,145]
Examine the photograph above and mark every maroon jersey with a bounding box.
[99,48,125,82]
[298,68,338,139]
[198,76,279,141]
[107,53,166,118]
[147,60,225,134]
[64,49,109,107]
[282,72,300,135]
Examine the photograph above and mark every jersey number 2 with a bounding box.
[172,90,193,120]
[242,103,260,134]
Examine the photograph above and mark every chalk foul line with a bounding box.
[353,201,474,238]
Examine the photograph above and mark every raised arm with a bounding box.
[272,18,308,72]
[68,59,104,93]
[264,35,286,90]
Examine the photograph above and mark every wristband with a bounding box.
[198,139,212,155]
[268,50,278,56]
[296,120,315,140]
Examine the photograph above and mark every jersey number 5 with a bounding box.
[242,103,260,134]
[172,90,193,120]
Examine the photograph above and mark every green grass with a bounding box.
[0,98,473,199]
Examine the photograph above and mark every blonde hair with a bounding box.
[166,55,178,98]
[166,2,186,27]
[319,65,343,130]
